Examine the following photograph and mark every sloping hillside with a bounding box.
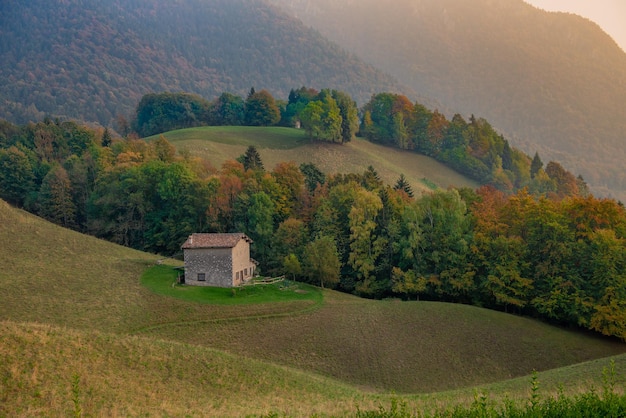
[4,319,626,416]
[1,197,625,399]
[0,0,404,126]
[270,0,626,200]
[153,126,480,194]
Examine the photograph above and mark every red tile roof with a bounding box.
[181,233,252,249]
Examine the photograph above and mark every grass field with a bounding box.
[141,264,323,306]
[2,198,626,416]
[152,126,479,195]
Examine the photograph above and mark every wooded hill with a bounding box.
[3,0,625,200]
[2,117,626,341]
[270,0,626,201]
[0,0,404,126]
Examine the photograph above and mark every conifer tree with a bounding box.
[362,165,382,191]
[530,152,543,179]
[394,173,414,198]
[300,162,325,192]
[101,128,112,147]
[242,145,264,171]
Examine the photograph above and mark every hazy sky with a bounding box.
[524,0,626,52]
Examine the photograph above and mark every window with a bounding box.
[197,273,205,281]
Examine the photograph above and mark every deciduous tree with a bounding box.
[304,235,340,288]
[0,146,36,206]
[244,89,280,126]
[39,164,76,228]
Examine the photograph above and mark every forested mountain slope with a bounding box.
[270,0,626,200]
[0,0,404,126]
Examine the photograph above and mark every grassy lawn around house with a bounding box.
[140,264,323,306]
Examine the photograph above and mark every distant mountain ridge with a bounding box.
[3,0,626,199]
[270,0,626,200]
[0,0,405,126]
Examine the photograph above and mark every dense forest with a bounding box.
[0,0,403,126]
[271,0,626,201]
[2,98,626,340]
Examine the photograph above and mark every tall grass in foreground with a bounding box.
[355,363,626,417]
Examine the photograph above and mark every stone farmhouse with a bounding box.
[181,233,256,287]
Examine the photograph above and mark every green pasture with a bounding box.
[141,264,323,306]
[151,125,478,194]
[1,190,626,415]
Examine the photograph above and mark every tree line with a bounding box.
[1,117,625,340]
[131,87,359,144]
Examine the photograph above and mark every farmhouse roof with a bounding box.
[181,233,252,249]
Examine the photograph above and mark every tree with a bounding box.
[392,267,427,300]
[209,161,245,231]
[141,161,207,254]
[270,217,308,273]
[423,110,449,157]
[300,162,325,192]
[153,135,176,163]
[300,95,342,142]
[349,188,384,295]
[530,152,543,179]
[393,173,414,198]
[360,93,413,146]
[281,86,319,127]
[271,162,305,219]
[586,229,626,338]
[237,191,275,268]
[392,112,410,149]
[283,253,302,281]
[481,236,533,312]
[133,92,211,137]
[300,100,324,140]
[304,235,340,288]
[87,166,149,247]
[210,92,245,125]
[545,161,579,197]
[362,165,382,191]
[416,189,473,300]
[38,165,76,228]
[242,145,264,171]
[0,146,36,206]
[101,128,112,147]
[320,95,342,142]
[331,89,359,143]
[244,89,280,126]
[528,168,556,195]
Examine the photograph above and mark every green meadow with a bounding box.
[2,197,626,416]
[151,126,479,195]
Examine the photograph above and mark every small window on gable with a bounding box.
[197,273,205,281]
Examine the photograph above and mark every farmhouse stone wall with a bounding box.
[184,247,233,287]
